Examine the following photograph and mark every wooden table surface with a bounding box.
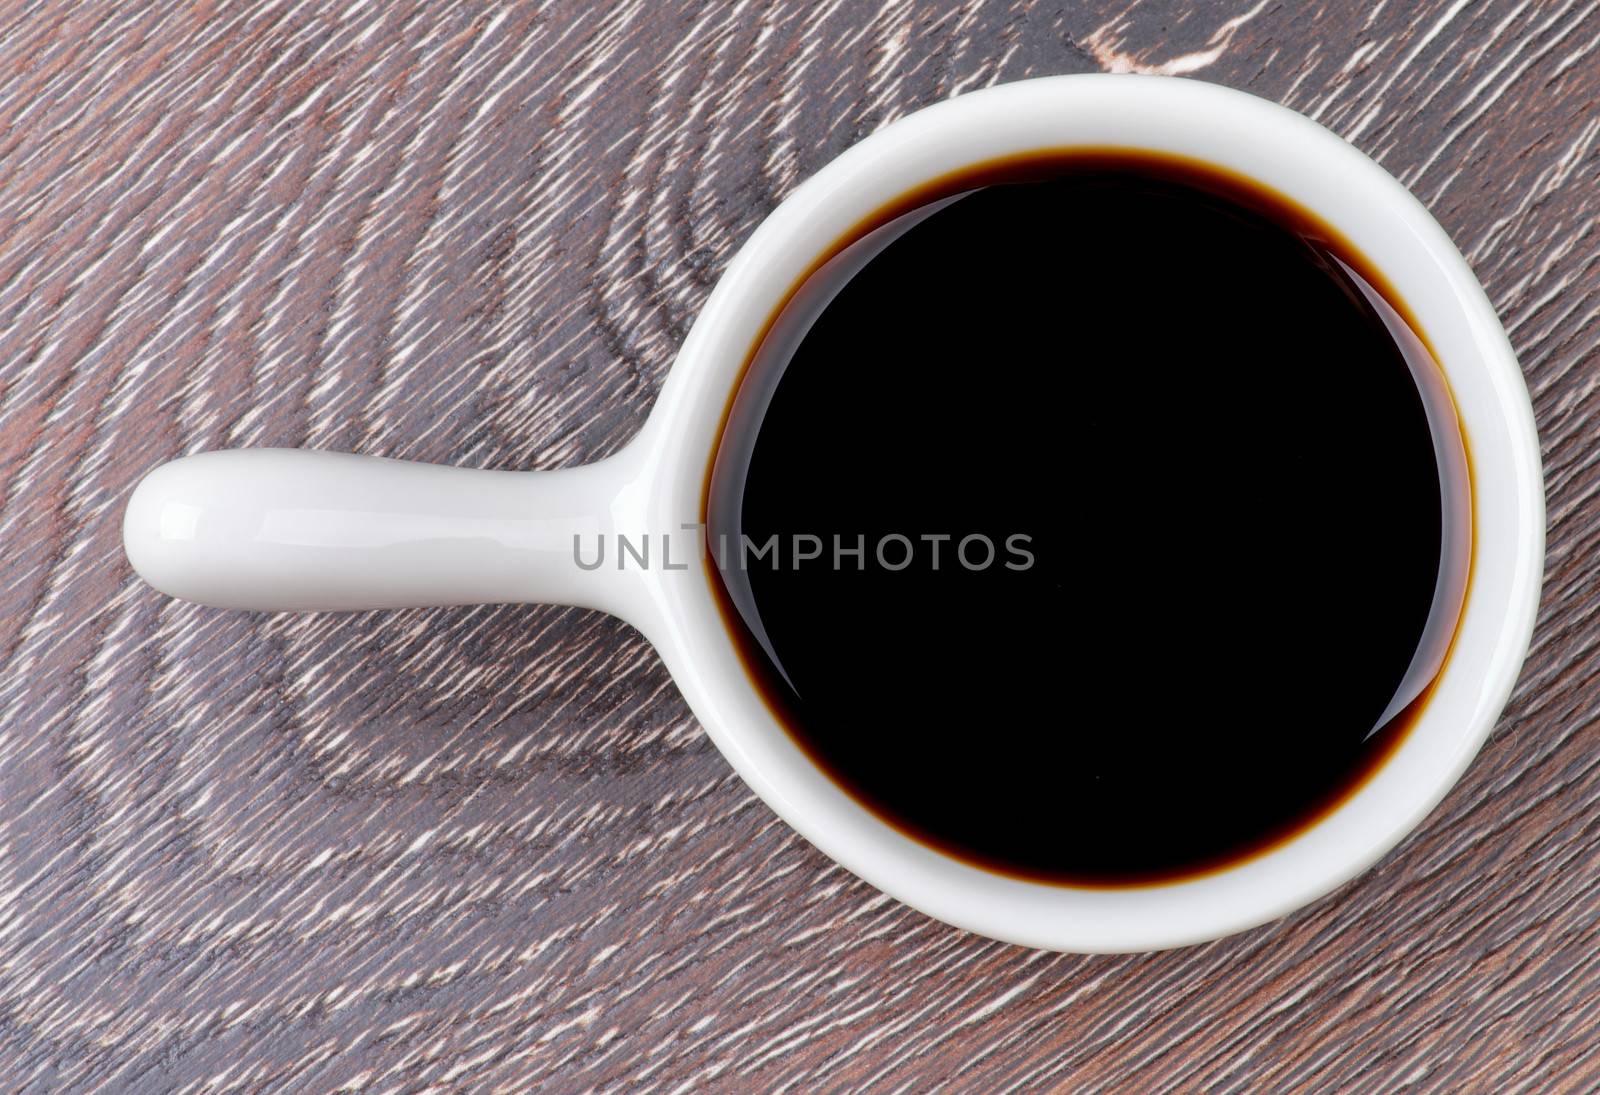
[2,1,1597,1090]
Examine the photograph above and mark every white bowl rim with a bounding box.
[624,74,1545,953]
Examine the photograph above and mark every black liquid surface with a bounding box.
[707,152,1471,885]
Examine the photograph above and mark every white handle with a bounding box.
[123,448,639,613]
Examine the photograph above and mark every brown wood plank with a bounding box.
[1,1,1596,1090]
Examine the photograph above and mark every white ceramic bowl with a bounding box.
[124,75,1544,952]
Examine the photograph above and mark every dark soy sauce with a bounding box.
[706,150,1471,886]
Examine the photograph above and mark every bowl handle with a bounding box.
[122,447,651,615]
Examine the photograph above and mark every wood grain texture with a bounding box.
[1,1,1596,1090]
